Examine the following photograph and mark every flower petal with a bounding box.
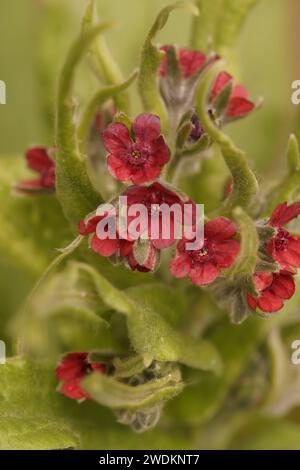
[91,235,119,257]
[271,274,295,300]
[253,272,273,292]
[56,352,87,381]
[144,164,161,182]
[132,113,161,143]
[26,147,53,173]
[231,84,249,99]
[269,202,300,227]
[189,262,219,286]
[212,239,240,267]
[107,154,131,182]
[149,136,170,165]
[247,294,258,311]
[226,97,255,118]
[257,290,283,313]
[178,48,207,78]
[60,378,89,400]
[170,253,191,278]
[211,71,232,99]
[102,122,131,154]
[205,217,237,240]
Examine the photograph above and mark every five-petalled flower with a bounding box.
[102,113,170,185]
[56,352,106,401]
[170,217,240,286]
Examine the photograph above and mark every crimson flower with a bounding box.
[159,45,208,79]
[56,352,106,401]
[266,202,300,271]
[15,147,55,194]
[210,71,255,120]
[123,182,196,249]
[79,213,134,258]
[102,113,170,185]
[247,272,295,313]
[170,217,240,286]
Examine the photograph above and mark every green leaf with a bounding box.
[83,0,130,113]
[77,263,222,373]
[0,155,72,277]
[16,262,122,359]
[125,283,186,328]
[0,357,79,450]
[55,23,113,228]
[113,355,152,379]
[77,70,138,152]
[196,65,258,215]
[82,369,183,411]
[138,1,198,130]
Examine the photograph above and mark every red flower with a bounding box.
[79,213,134,258]
[247,272,295,313]
[159,45,208,78]
[15,147,55,194]
[56,352,105,401]
[210,71,255,119]
[170,217,240,286]
[102,113,170,185]
[123,182,196,249]
[267,202,300,271]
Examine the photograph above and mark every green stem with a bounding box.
[196,65,258,216]
[83,0,130,113]
[55,23,112,226]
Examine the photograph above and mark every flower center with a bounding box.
[190,243,210,263]
[274,228,289,251]
[131,150,141,159]
[127,145,148,166]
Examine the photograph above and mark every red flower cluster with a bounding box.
[102,113,170,185]
[248,202,300,314]
[210,71,255,120]
[79,182,195,272]
[15,147,55,194]
[171,217,240,286]
[56,352,105,401]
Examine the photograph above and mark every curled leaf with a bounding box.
[82,369,183,410]
[138,1,198,130]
